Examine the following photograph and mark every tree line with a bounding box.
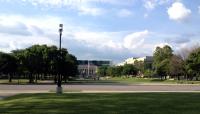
[98,45,200,81]
[97,64,139,77]
[153,45,200,80]
[0,45,78,83]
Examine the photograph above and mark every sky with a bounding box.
[0,0,200,63]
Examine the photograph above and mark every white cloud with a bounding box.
[19,0,106,16]
[198,6,200,14]
[123,30,150,49]
[0,14,63,52]
[167,2,191,22]
[17,0,137,16]
[143,0,171,10]
[144,0,157,10]
[72,30,152,52]
[78,6,105,16]
[154,42,171,49]
[117,9,132,17]
[72,30,124,50]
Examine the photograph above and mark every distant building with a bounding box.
[117,56,153,69]
[78,60,112,78]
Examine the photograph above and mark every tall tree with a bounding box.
[11,45,78,83]
[122,64,138,77]
[153,45,173,80]
[0,52,17,82]
[186,47,200,80]
[169,55,184,80]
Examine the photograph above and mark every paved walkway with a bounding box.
[0,84,200,93]
[0,84,199,99]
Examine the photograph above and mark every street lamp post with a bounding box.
[56,24,63,94]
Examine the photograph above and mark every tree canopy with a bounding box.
[186,47,200,80]
[0,44,78,83]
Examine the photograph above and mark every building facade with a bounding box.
[78,60,112,78]
[117,56,153,69]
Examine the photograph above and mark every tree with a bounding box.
[153,45,173,80]
[134,60,144,73]
[11,45,78,83]
[186,47,200,80]
[97,66,108,77]
[0,52,17,82]
[169,55,184,80]
[106,67,114,76]
[122,64,138,77]
[143,69,154,78]
[114,66,123,77]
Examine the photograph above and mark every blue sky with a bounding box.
[0,0,200,63]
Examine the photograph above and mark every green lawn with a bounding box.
[108,77,200,84]
[0,79,47,84]
[0,79,30,84]
[0,93,200,114]
[1,77,200,85]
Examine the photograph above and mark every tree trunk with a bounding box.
[54,75,57,84]
[9,74,12,83]
[178,76,180,80]
[64,75,67,83]
[29,73,33,83]
[35,74,38,83]
[196,77,198,81]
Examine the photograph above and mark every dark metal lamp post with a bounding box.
[56,24,63,94]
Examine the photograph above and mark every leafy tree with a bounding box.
[106,67,114,76]
[134,60,144,73]
[186,47,200,80]
[97,66,108,77]
[114,66,123,77]
[0,52,17,82]
[153,45,173,80]
[169,55,184,80]
[11,45,78,83]
[122,64,138,76]
[143,69,154,78]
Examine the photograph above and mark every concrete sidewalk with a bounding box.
[0,84,200,99]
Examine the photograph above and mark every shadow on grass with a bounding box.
[1,93,200,114]
[0,79,127,85]
[150,79,166,82]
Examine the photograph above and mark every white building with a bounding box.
[117,56,153,66]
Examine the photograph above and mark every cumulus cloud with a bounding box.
[167,2,191,22]
[0,14,144,61]
[0,14,62,52]
[123,30,150,49]
[117,9,133,17]
[154,42,172,50]
[0,13,152,61]
[0,22,31,36]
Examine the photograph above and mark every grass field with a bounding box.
[0,79,46,84]
[107,77,200,84]
[1,77,200,85]
[0,93,200,114]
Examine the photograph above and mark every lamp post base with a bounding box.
[56,87,63,94]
